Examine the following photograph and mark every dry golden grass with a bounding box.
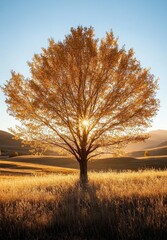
[0,170,167,200]
[0,170,167,239]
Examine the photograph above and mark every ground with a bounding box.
[0,155,167,239]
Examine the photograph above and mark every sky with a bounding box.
[0,0,167,132]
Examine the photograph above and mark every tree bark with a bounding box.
[79,159,88,184]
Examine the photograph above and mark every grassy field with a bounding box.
[0,170,167,240]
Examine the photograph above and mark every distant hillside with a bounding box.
[157,140,167,148]
[0,130,30,155]
[1,129,167,157]
[0,130,59,156]
[127,145,167,158]
[125,130,167,153]
[0,130,21,147]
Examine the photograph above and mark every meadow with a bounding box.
[0,169,167,240]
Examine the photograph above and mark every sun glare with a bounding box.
[82,119,89,126]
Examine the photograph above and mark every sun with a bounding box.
[82,119,89,126]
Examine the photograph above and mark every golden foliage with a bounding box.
[2,26,159,163]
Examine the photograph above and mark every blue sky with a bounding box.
[0,0,167,131]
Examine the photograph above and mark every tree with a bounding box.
[2,26,159,183]
[144,150,150,157]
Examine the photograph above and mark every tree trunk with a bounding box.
[79,159,88,184]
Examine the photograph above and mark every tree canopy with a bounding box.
[3,26,159,181]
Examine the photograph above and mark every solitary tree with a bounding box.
[3,26,159,183]
[144,150,150,157]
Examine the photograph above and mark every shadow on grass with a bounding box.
[0,181,167,240]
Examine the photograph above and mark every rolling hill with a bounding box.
[125,129,167,153]
[0,130,167,155]
[0,130,30,155]
[0,156,78,175]
[157,140,167,147]
[0,155,167,176]
[127,145,167,158]
[0,130,58,156]
[0,128,167,175]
